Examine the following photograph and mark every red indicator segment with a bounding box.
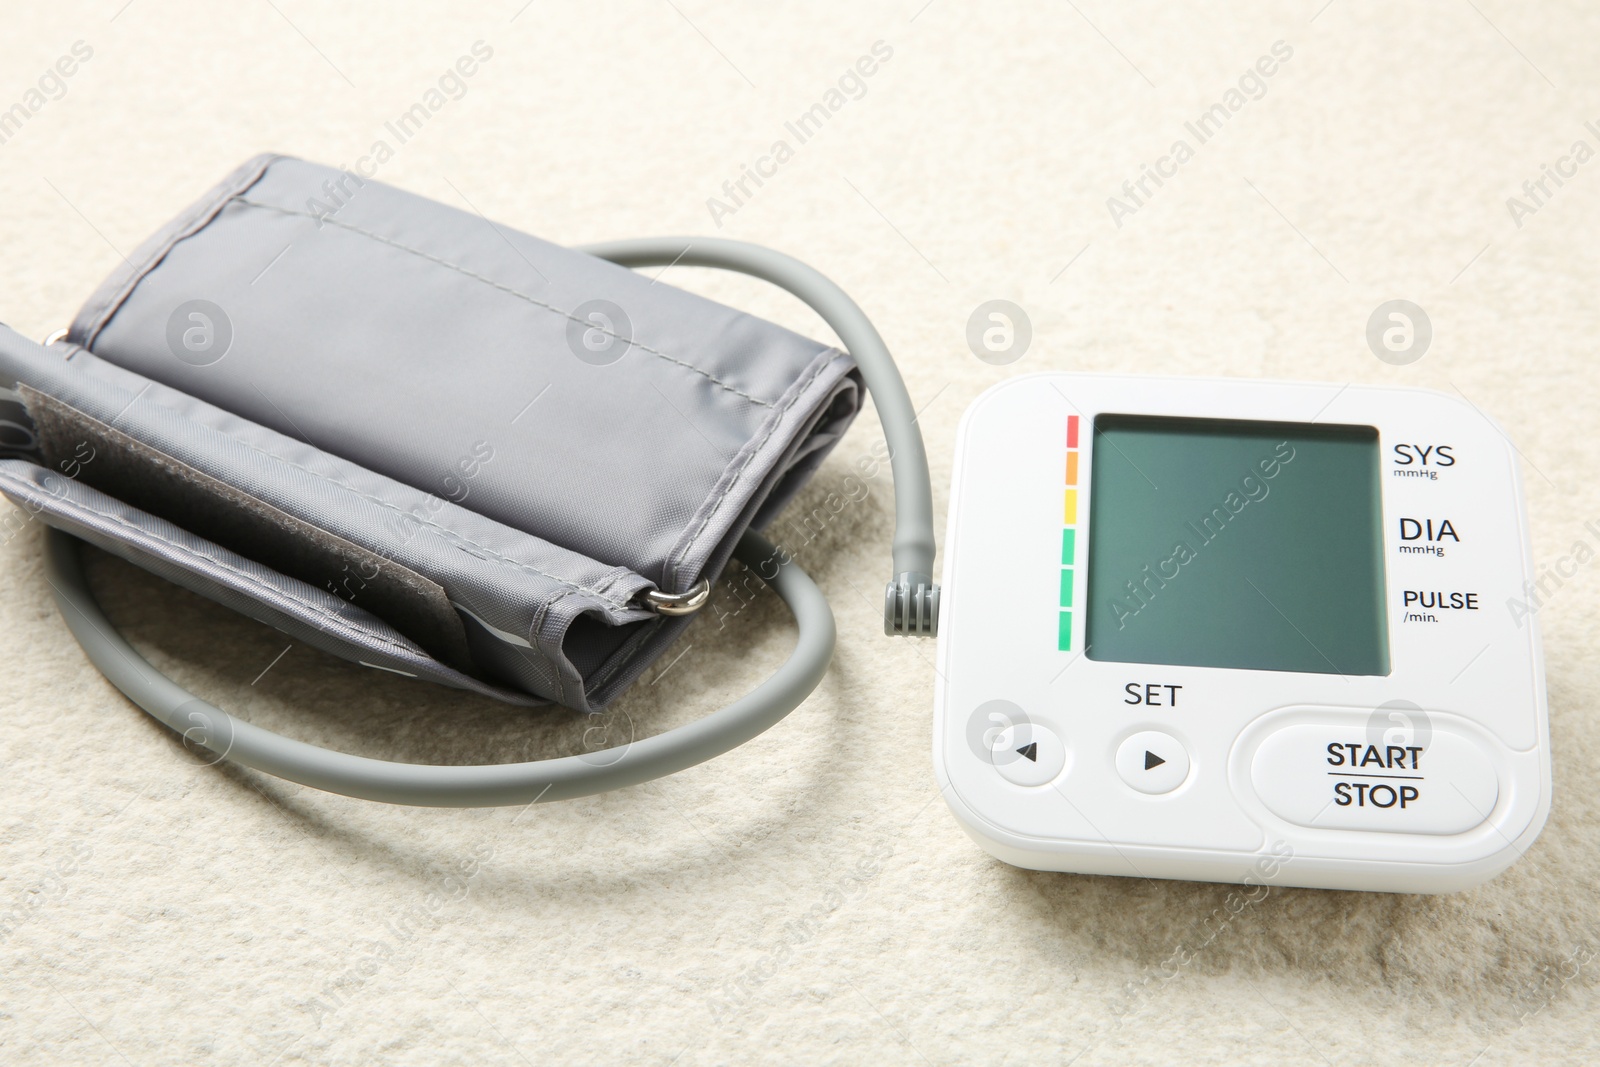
[1066,415,1079,449]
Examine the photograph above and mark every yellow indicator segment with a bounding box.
[1063,489,1077,525]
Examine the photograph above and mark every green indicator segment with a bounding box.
[1059,567,1074,607]
[1058,610,1073,651]
[1061,527,1076,565]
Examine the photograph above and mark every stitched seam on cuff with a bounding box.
[232,196,778,409]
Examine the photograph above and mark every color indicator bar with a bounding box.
[1058,414,1081,651]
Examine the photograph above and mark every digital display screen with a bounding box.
[1084,414,1389,676]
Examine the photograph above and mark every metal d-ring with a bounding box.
[42,328,69,347]
[641,578,711,616]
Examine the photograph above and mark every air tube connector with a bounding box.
[884,572,940,637]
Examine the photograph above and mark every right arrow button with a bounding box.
[1117,731,1191,795]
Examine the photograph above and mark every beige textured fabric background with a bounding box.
[2,2,1598,1064]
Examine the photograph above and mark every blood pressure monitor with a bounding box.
[933,374,1550,893]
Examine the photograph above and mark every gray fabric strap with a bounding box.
[67,154,862,596]
[0,155,865,710]
[18,226,939,807]
[0,458,541,705]
[0,328,654,708]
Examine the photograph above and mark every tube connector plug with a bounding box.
[884,572,940,637]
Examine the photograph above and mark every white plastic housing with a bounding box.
[933,373,1550,894]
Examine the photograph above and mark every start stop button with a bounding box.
[1250,723,1499,835]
